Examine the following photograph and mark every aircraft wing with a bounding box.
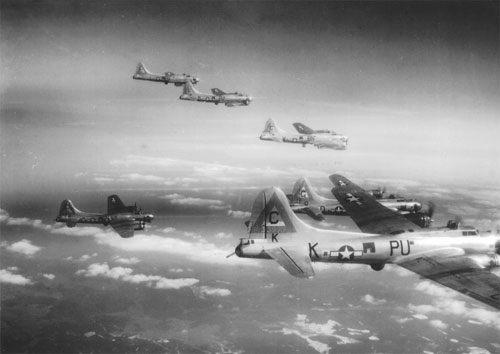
[329,174,423,234]
[293,123,315,135]
[295,206,325,221]
[266,246,315,278]
[396,251,500,310]
[109,217,135,238]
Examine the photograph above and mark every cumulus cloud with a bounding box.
[76,263,199,290]
[415,280,458,298]
[0,209,51,231]
[92,232,254,266]
[411,281,500,330]
[121,173,165,183]
[114,257,140,265]
[163,194,230,210]
[161,227,176,233]
[227,210,251,219]
[194,286,231,298]
[169,268,184,273]
[42,273,55,280]
[429,319,448,330]
[0,269,33,285]
[214,232,233,239]
[362,294,387,305]
[79,253,98,261]
[5,239,42,256]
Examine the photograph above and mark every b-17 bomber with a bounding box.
[133,62,199,86]
[288,177,429,225]
[229,175,500,310]
[179,81,252,107]
[55,195,154,238]
[260,119,348,150]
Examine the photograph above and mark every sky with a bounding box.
[1,1,500,353]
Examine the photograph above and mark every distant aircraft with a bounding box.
[288,177,430,225]
[133,62,199,86]
[229,180,500,310]
[179,81,252,107]
[260,119,348,150]
[55,195,154,238]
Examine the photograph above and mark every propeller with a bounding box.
[226,251,236,259]
[427,201,435,219]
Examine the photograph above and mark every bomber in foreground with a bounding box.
[133,62,199,86]
[230,175,500,310]
[55,195,154,238]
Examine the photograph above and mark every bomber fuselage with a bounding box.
[235,230,500,271]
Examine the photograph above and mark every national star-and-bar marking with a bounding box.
[329,245,363,261]
[345,193,362,205]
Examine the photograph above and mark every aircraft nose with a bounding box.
[235,244,243,257]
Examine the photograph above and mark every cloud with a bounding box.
[0,269,33,285]
[415,280,457,298]
[121,173,165,182]
[161,227,176,233]
[169,268,184,273]
[42,273,55,280]
[227,210,251,219]
[50,225,106,237]
[0,209,52,231]
[412,281,500,330]
[76,263,199,290]
[114,257,140,265]
[429,319,448,330]
[5,239,42,256]
[79,253,98,261]
[214,232,233,239]
[92,232,254,266]
[163,194,230,210]
[195,286,232,298]
[362,294,387,305]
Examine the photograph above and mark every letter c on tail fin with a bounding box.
[246,187,308,237]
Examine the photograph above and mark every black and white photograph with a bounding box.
[1,1,499,353]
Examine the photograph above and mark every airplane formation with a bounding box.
[53,61,500,312]
[133,62,252,107]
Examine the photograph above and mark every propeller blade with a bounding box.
[226,252,236,259]
[427,201,435,218]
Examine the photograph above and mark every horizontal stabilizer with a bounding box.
[267,247,315,278]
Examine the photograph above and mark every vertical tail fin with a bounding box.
[260,119,286,142]
[107,195,128,214]
[136,62,151,75]
[246,187,309,239]
[182,80,201,96]
[291,177,324,204]
[58,200,82,217]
